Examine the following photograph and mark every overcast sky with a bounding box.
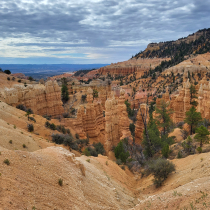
[0,0,210,64]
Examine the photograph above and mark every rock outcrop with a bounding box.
[95,58,170,77]
[105,89,132,153]
[135,104,149,145]
[160,77,210,123]
[1,81,64,117]
[68,79,111,107]
[73,88,105,143]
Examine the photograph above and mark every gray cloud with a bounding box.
[0,0,210,64]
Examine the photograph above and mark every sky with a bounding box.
[0,0,210,64]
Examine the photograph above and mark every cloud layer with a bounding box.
[0,0,210,64]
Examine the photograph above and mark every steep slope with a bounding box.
[132,152,210,210]
[135,28,210,59]
[0,147,137,210]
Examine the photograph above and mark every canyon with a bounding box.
[1,29,210,210]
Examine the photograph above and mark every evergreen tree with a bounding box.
[184,106,202,135]
[190,85,198,107]
[194,125,209,147]
[155,99,173,136]
[61,84,69,103]
[142,114,161,158]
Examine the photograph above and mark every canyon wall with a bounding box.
[71,88,105,143]
[135,104,149,145]
[105,89,132,153]
[160,78,210,123]
[72,88,133,153]
[88,58,170,77]
[1,81,64,117]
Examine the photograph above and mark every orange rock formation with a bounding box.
[105,89,132,153]
[1,81,64,117]
[73,88,105,143]
[135,104,149,145]
[88,58,170,77]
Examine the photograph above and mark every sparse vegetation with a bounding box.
[27,124,34,132]
[114,139,130,164]
[184,106,202,135]
[146,158,175,187]
[61,83,69,103]
[194,125,209,147]
[4,159,10,165]
[58,178,63,186]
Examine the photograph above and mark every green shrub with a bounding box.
[50,123,56,130]
[4,159,10,165]
[62,112,70,118]
[116,159,122,165]
[146,158,175,188]
[129,123,135,136]
[86,147,98,157]
[45,121,51,127]
[161,144,169,158]
[4,70,11,74]
[177,151,182,159]
[52,134,78,151]
[9,140,12,144]
[58,178,63,186]
[29,117,36,122]
[23,144,26,148]
[27,124,34,132]
[181,136,195,155]
[7,77,10,81]
[16,104,27,111]
[83,148,91,156]
[114,140,129,164]
[43,115,51,120]
[66,128,71,134]
[93,142,105,155]
[75,133,80,139]
[197,147,202,153]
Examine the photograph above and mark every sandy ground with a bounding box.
[0,147,137,210]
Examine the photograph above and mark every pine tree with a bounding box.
[190,85,198,107]
[142,115,161,158]
[184,106,202,135]
[194,125,209,147]
[61,84,69,103]
[155,99,173,136]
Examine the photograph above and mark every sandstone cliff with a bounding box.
[135,104,149,145]
[1,80,64,117]
[71,88,105,143]
[105,89,132,153]
[93,57,170,77]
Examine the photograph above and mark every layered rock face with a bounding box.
[2,81,64,117]
[73,88,105,143]
[135,104,149,145]
[164,78,210,123]
[94,58,170,76]
[194,78,210,120]
[105,90,132,153]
